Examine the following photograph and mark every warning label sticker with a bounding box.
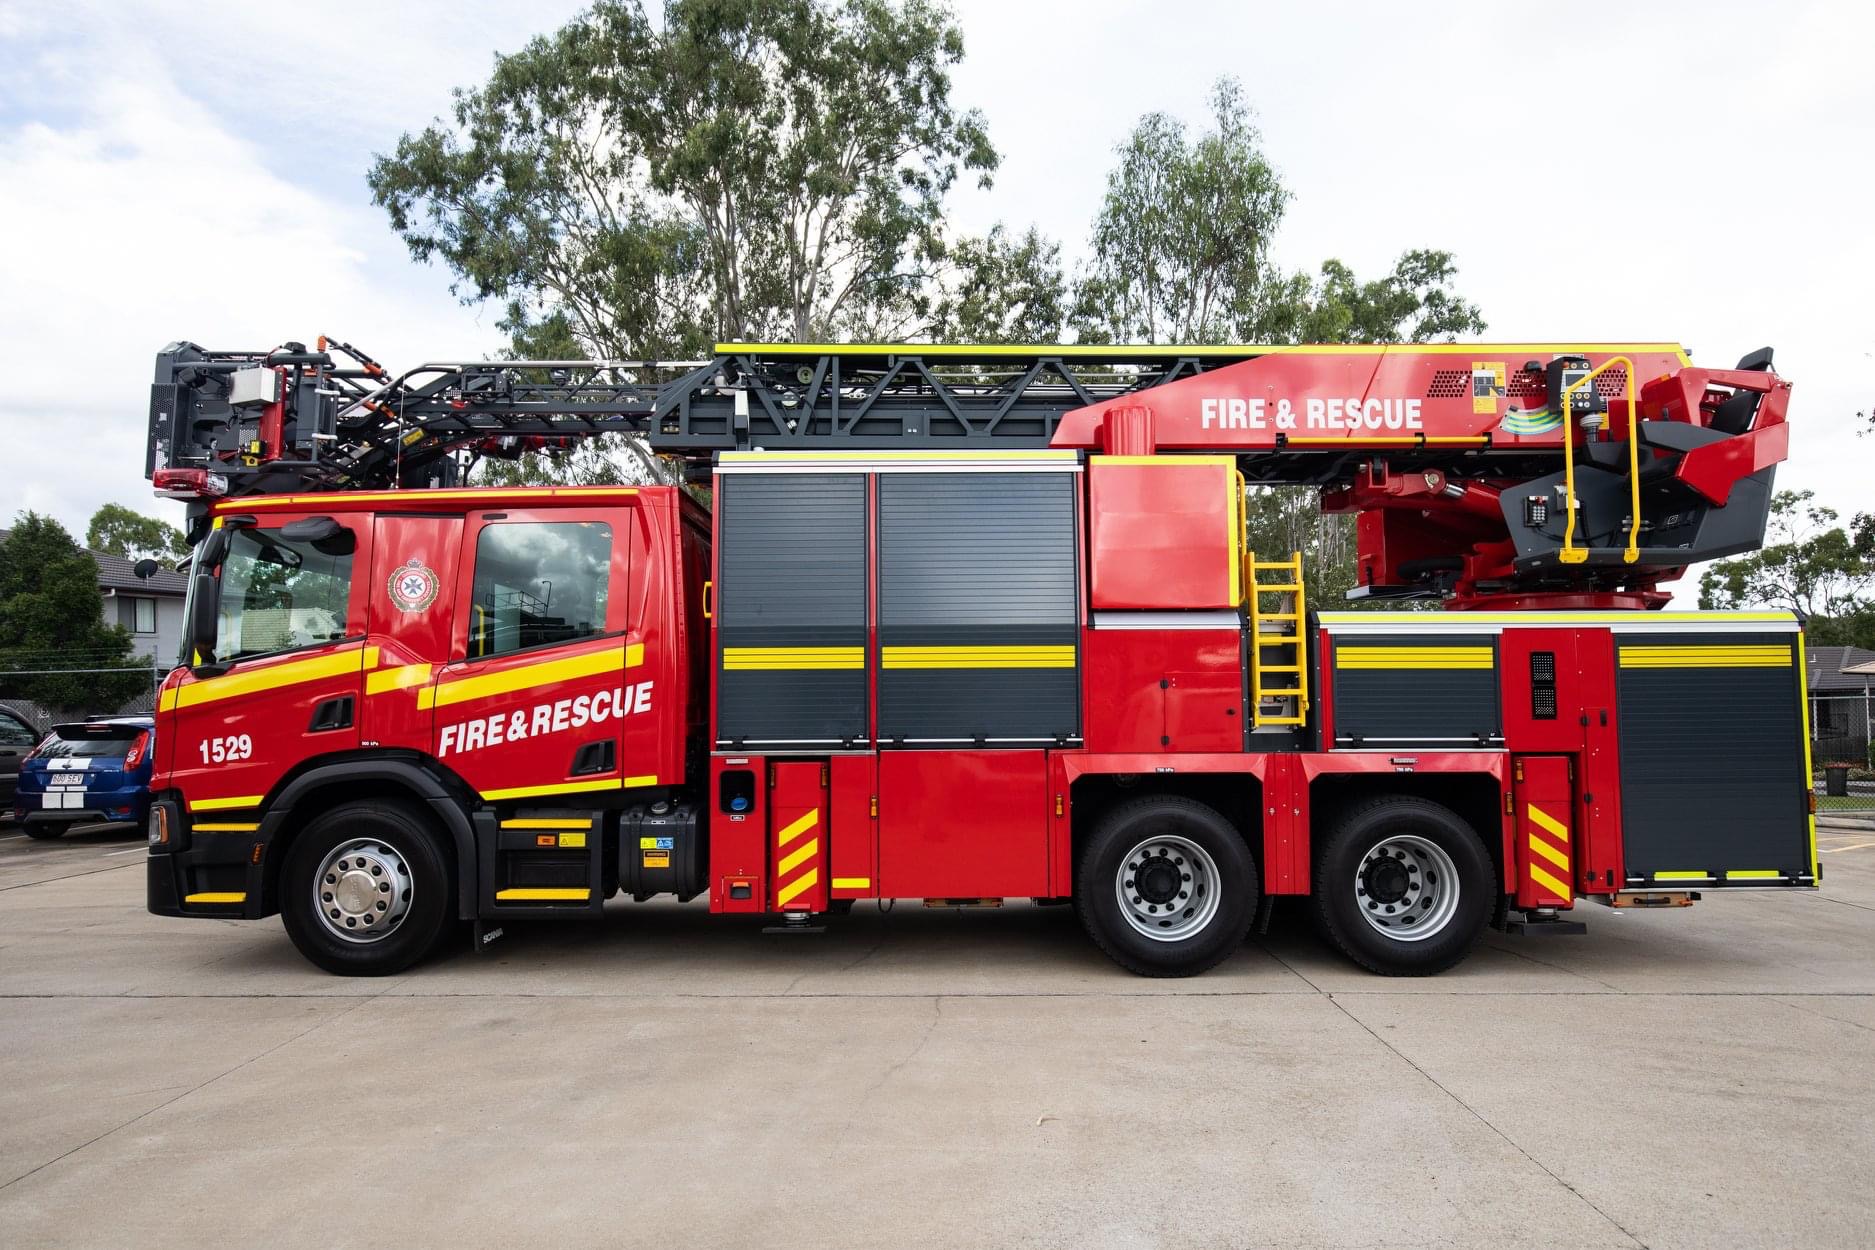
[1472,362,1506,414]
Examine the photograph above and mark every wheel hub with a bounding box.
[1354,834,1459,943]
[1115,834,1221,943]
[314,839,414,944]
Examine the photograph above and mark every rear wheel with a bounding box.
[1312,796,1492,976]
[280,800,453,976]
[23,824,63,841]
[1076,795,1258,977]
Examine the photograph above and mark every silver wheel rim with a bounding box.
[1354,834,1459,942]
[313,837,414,944]
[1115,833,1221,942]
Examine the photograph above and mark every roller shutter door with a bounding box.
[878,472,1079,745]
[716,473,867,747]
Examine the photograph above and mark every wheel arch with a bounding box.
[1068,771,1263,891]
[1307,771,1507,895]
[256,753,477,920]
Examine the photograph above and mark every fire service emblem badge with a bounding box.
[388,558,440,613]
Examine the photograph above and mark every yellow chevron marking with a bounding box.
[776,809,819,847]
[366,663,433,695]
[1528,864,1572,898]
[1526,803,1570,842]
[172,646,365,710]
[1618,645,1789,668]
[880,645,1076,669]
[776,868,819,907]
[188,794,264,812]
[777,839,819,876]
[1528,834,1571,871]
[722,647,863,670]
[420,642,645,710]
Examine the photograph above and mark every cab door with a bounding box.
[361,514,462,753]
[164,515,369,815]
[430,508,638,803]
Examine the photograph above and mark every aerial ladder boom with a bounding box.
[145,338,1790,611]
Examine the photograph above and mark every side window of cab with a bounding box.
[467,522,613,659]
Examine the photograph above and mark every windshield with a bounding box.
[219,526,356,660]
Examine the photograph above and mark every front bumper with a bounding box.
[146,800,269,919]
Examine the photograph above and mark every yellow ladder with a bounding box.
[1246,551,1309,727]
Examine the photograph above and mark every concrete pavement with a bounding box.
[1,822,1871,1248]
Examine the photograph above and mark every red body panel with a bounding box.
[878,751,1050,898]
[710,754,766,913]
[1087,457,1238,610]
[1081,626,1243,754]
[828,754,877,897]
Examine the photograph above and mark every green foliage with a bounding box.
[369,0,995,356]
[1700,490,1875,646]
[0,515,152,708]
[1072,79,1484,345]
[85,503,187,562]
[925,225,1067,343]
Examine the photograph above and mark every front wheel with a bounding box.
[1311,796,1493,976]
[1076,795,1258,977]
[280,800,454,976]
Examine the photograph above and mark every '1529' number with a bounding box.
[199,734,254,764]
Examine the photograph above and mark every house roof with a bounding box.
[0,529,189,596]
[1807,645,1875,692]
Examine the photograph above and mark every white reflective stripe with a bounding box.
[1091,611,1243,631]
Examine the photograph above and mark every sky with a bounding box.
[0,0,1869,603]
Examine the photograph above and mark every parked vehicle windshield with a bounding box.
[218,527,356,660]
[38,724,143,759]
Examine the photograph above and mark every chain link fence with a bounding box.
[0,666,166,730]
[1813,691,1874,814]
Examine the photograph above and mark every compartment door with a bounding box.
[1614,632,1814,887]
[877,750,1049,898]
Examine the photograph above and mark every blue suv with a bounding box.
[14,717,156,839]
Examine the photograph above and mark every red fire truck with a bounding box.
[139,339,1816,977]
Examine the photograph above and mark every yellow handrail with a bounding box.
[1558,355,1643,565]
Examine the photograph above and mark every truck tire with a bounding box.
[280,799,454,976]
[23,824,64,840]
[1311,796,1492,976]
[1076,795,1258,977]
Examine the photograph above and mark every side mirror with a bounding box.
[132,557,160,580]
[190,571,220,663]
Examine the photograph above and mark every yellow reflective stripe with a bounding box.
[776,809,819,847]
[1337,646,1493,670]
[722,647,864,670]
[1528,834,1570,871]
[1526,803,1569,842]
[832,877,872,890]
[716,342,1691,362]
[1725,869,1783,880]
[495,888,591,901]
[366,663,433,695]
[188,794,264,812]
[480,778,622,801]
[880,645,1076,669]
[775,868,818,907]
[777,838,819,876]
[1528,865,1572,898]
[158,687,178,712]
[499,818,596,830]
[172,646,364,710]
[191,822,260,832]
[1653,871,1710,881]
[184,892,246,904]
[1797,629,1818,879]
[1617,645,1790,668]
[422,642,645,710]
[231,487,640,508]
[622,775,658,788]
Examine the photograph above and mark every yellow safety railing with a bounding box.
[1245,550,1310,727]
[1558,356,1643,566]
